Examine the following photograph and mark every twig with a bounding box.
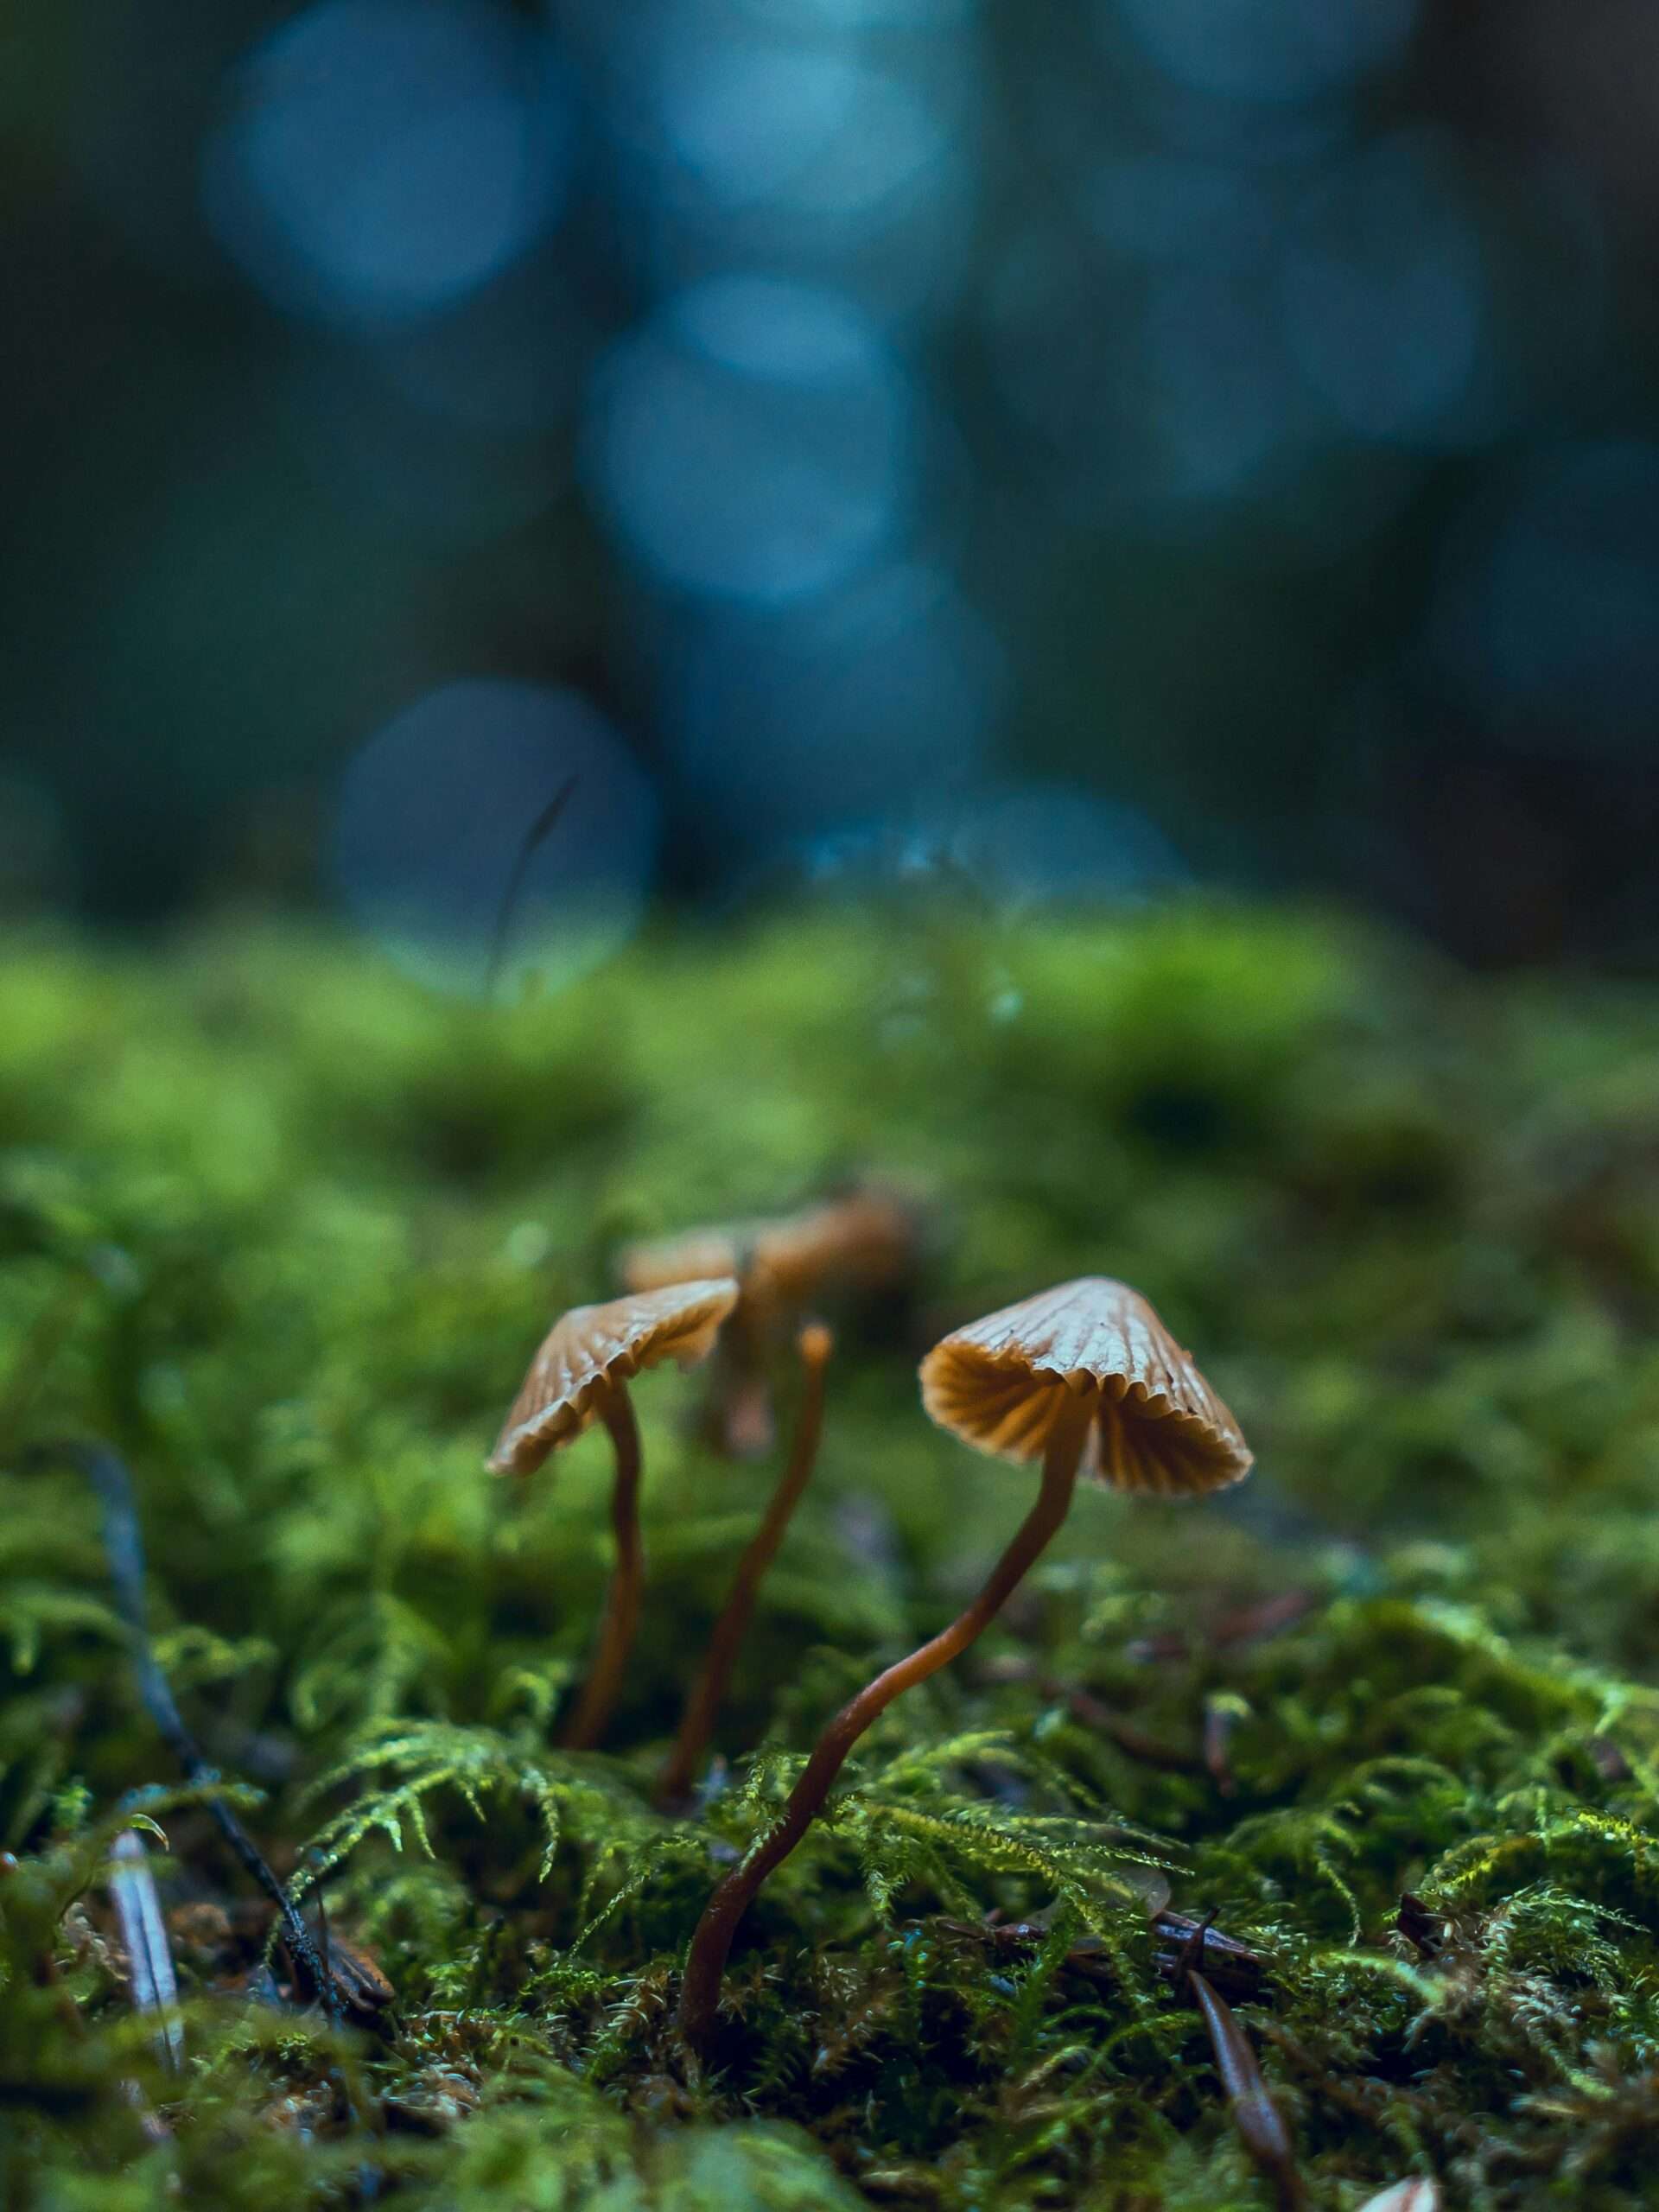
[938,1907,1266,2006]
[26,1440,343,2031]
[483,776,578,1000]
[109,1829,184,2070]
[1188,1966,1306,2212]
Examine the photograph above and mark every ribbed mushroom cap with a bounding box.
[918,1277,1252,1498]
[489,1278,741,1477]
[619,1187,916,1309]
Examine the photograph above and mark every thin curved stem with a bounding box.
[658,1325,833,1808]
[560,1388,644,1751]
[676,1399,1090,2058]
[26,1441,343,2028]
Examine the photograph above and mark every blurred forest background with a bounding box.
[4,0,1659,975]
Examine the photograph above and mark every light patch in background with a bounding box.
[589,0,981,321]
[331,680,658,1000]
[781,781,1185,909]
[1083,155,1274,264]
[982,226,1302,524]
[649,35,867,210]
[742,0,977,27]
[617,25,976,322]
[586,274,912,603]
[666,564,1005,854]
[1112,0,1416,105]
[1143,265,1300,502]
[944,783,1187,908]
[1280,132,1491,448]
[1425,443,1659,757]
[203,0,571,327]
[645,31,949,225]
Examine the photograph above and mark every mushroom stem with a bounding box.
[658,1325,834,1808]
[676,1395,1091,2059]
[700,1306,775,1459]
[560,1388,645,1751]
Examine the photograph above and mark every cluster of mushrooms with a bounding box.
[488,1189,1255,2060]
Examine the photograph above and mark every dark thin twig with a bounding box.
[26,1440,343,2030]
[314,1852,334,1998]
[483,776,579,1000]
[1188,1966,1306,2212]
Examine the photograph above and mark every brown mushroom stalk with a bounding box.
[675,1274,1253,2061]
[489,1278,740,1752]
[676,1395,1092,2056]
[658,1322,835,1808]
[560,1389,644,1751]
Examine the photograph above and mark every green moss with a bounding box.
[7,901,1659,2204]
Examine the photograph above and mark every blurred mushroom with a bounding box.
[620,1184,919,1457]
[657,1321,835,1808]
[490,1277,740,1750]
[676,1275,1251,2056]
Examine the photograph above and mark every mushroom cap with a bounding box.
[619,1185,917,1310]
[751,1186,918,1305]
[489,1277,741,1476]
[918,1277,1252,1498]
[619,1225,747,1296]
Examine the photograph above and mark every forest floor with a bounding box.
[6,903,1659,2209]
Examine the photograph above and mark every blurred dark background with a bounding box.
[5,0,1659,977]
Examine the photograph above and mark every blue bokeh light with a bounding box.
[1083,155,1274,264]
[203,0,572,327]
[665,563,1004,853]
[1427,443,1659,756]
[586,273,913,603]
[1111,0,1417,105]
[1280,131,1491,448]
[944,782,1187,909]
[983,225,1303,524]
[1144,264,1301,501]
[651,37,869,210]
[331,680,659,999]
[606,17,976,321]
[641,30,950,226]
[743,0,978,27]
[779,781,1185,911]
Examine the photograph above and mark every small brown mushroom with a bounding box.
[620,1185,918,1458]
[675,1274,1251,2056]
[490,1277,740,1750]
[918,1275,1252,1497]
[656,1320,835,1808]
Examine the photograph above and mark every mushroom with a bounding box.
[620,1185,918,1459]
[675,1274,1252,2056]
[657,1321,835,1809]
[490,1277,740,1751]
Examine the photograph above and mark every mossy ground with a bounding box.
[7,903,1659,2209]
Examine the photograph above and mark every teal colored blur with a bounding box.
[3,0,1658,964]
